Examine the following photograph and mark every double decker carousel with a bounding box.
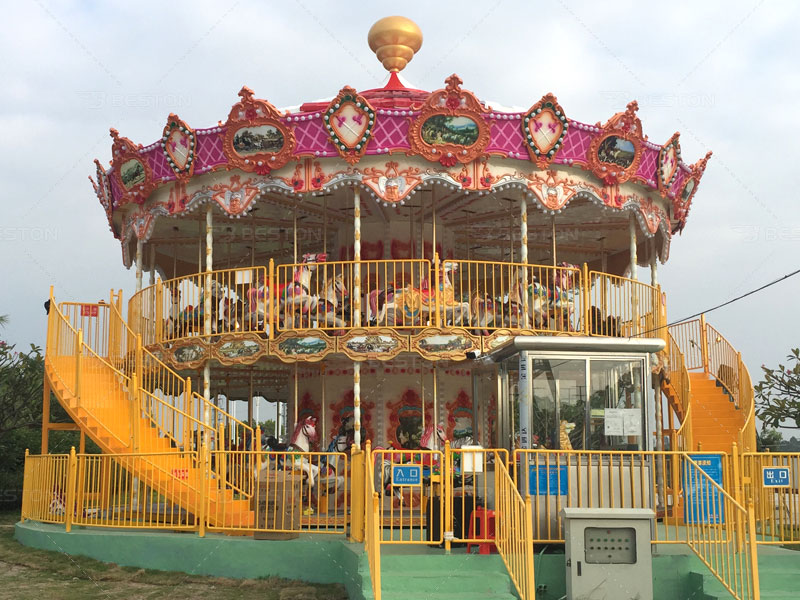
[90,16,711,456]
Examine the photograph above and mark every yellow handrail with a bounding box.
[494,456,535,599]
[364,441,381,599]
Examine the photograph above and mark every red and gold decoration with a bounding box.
[222,87,295,175]
[109,128,156,206]
[587,101,644,185]
[657,132,681,196]
[323,86,376,164]
[523,93,569,168]
[408,74,490,167]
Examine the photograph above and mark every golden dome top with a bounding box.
[367,16,423,73]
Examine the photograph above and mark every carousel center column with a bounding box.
[203,204,213,446]
[353,186,362,450]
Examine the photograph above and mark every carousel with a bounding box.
[88,15,711,460]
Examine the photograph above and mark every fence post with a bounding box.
[198,443,207,537]
[747,500,761,598]
[582,263,590,335]
[135,334,143,388]
[75,329,83,399]
[253,425,262,498]
[65,447,77,533]
[699,313,709,374]
[731,442,745,552]
[218,422,226,492]
[268,259,275,339]
[525,495,535,598]
[21,449,29,522]
[350,444,365,543]
[444,440,452,552]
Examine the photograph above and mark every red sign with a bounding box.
[171,468,189,480]
[80,305,99,317]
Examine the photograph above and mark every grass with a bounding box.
[0,512,348,599]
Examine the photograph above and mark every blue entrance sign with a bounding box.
[528,464,568,495]
[763,466,791,488]
[683,454,725,525]
[392,464,422,486]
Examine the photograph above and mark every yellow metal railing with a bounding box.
[20,451,69,525]
[495,452,535,600]
[742,452,800,545]
[371,446,444,544]
[684,455,760,600]
[204,449,349,534]
[364,442,381,600]
[126,259,665,343]
[666,332,694,451]
[444,444,509,546]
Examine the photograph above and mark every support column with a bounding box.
[353,362,361,450]
[248,371,254,427]
[135,238,143,292]
[321,364,327,446]
[471,370,479,445]
[41,377,50,454]
[149,244,156,286]
[353,187,362,327]
[650,237,658,286]
[551,215,557,266]
[629,212,639,334]
[203,204,213,445]
[520,196,529,327]
[432,364,438,435]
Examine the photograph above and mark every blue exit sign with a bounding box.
[392,464,422,486]
[763,467,791,488]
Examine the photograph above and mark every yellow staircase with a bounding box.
[688,373,747,453]
[45,295,255,529]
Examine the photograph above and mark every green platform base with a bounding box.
[16,521,800,599]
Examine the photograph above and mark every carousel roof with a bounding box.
[90,16,711,273]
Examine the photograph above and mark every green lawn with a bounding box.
[0,513,347,599]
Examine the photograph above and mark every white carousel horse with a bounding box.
[279,415,344,494]
[316,272,349,328]
[281,253,327,328]
[469,292,495,336]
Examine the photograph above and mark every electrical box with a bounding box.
[561,508,654,600]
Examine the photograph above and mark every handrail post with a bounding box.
[699,313,709,374]
[747,500,761,599]
[525,495,536,600]
[135,334,143,387]
[185,377,193,451]
[198,443,207,537]
[253,425,262,497]
[582,263,590,335]
[434,253,441,328]
[75,329,83,399]
[218,422,226,492]
[65,447,77,532]
[350,443,366,543]
[268,260,275,339]
[444,439,451,552]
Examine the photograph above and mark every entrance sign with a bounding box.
[392,464,422,486]
[763,466,790,488]
[683,454,725,524]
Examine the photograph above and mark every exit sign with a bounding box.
[763,467,791,488]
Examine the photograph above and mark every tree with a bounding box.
[258,419,276,437]
[757,428,784,451]
[755,348,800,429]
[0,341,45,436]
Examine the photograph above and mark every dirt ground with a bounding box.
[1,513,348,599]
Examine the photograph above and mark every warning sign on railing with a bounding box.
[683,454,725,524]
[80,305,99,317]
[171,468,189,480]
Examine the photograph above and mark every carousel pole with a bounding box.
[353,186,362,450]
[293,203,298,263]
[520,196,529,327]
[432,364,438,435]
[629,213,640,335]
[294,364,299,425]
[321,364,327,446]
[551,215,557,267]
[323,195,327,254]
[203,204,213,445]
[135,238,143,292]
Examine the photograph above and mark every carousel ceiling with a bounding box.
[90,16,711,275]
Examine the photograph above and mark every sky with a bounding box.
[1,0,799,429]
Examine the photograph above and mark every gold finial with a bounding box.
[368,16,423,73]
